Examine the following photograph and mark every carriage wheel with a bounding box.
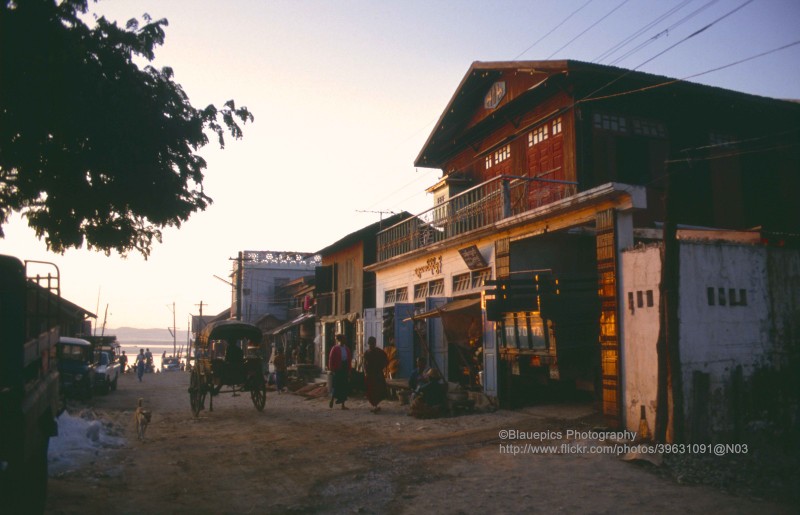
[250,381,266,411]
[189,368,205,417]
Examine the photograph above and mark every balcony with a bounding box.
[377,173,577,262]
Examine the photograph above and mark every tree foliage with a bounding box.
[0,0,253,257]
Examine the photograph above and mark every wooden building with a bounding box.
[314,213,410,371]
[367,60,800,427]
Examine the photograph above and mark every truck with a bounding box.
[57,336,96,399]
[0,255,61,513]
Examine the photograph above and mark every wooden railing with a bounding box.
[377,174,577,262]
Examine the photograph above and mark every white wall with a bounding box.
[622,239,792,438]
[620,244,661,435]
[678,241,771,434]
[375,238,495,308]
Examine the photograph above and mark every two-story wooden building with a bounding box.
[367,60,800,427]
[314,213,410,371]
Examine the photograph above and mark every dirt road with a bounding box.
[45,371,790,514]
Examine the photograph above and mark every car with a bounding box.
[161,356,183,372]
[58,337,96,399]
[94,349,120,393]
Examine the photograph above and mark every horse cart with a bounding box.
[188,320,267,416]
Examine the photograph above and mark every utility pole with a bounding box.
[229,252,251,321]
[656,158,686,443]
[189,300,206,366]
[167,302,177,356]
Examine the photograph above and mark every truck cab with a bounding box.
[57,337,96,399]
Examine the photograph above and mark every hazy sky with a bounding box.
[2,0,799,331]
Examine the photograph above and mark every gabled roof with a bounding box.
[414,59,800,169]
[316,211,412,256]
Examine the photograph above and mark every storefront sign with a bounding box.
[414,256,443,279]
[458,245,488,270]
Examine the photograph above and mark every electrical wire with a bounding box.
[546,0,631,59]
[578,0,757,107]
[513,0,595,61]
[608,0,722,66]
[593,0,694,63]
[579,39,800,104]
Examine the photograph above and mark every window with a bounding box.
[552,117,562,135]
[453,273,471,293]
[593,113,627,133]
[384,287,408,305]
[632,118,666,138]
[494,145,510,164]
[453,268,491,293]
[528,125,549,146]
[472,268,491,288]
[397,287,408,302]
[414,282,429,300]
[486,144,511,169]
[708,286,747,307]
[430,279,444,296]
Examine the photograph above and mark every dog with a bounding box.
[134,398,152,441]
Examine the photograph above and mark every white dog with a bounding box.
[134,398,152,441]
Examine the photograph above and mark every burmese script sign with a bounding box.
[414,256,443,279]
[459,245,488,270]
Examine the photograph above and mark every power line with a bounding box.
[579,0,757,106]
[633,0,755,72]
[513,0,595,60]
[578,39,800,104]
[609,0,722,66]
[593,0,694,63]
[546,0,631,60]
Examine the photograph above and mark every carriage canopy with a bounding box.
[197,320,262,348]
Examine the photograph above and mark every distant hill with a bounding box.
[105,327,178,344]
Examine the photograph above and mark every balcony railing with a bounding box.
[377,173,577,262]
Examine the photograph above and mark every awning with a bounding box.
[408,298,481,321]
[268,313,315,336]
[407,298,482,349]
[319,312,360,324]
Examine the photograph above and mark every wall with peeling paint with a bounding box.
[622,238,800,440]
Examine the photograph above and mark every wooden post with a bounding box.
[656,160,686,443]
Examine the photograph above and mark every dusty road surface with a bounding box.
[45,371,791,514]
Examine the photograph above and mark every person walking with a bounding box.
[328,334,351,410]
[272,348,287,393]
[363,336,388,413]
[135,349,146,382]
[119,350,128,374]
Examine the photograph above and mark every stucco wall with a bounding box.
[620,244,661,435]
[375,237,495,309]
[621,240,799,439]
[678,241,771,436]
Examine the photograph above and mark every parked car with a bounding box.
[94,350,120,393]
[161,356,183,372]
[57,337,96,399]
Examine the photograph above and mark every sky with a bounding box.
[2,0,799,330]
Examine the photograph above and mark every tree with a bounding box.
[0,0,253,257]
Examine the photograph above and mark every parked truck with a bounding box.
[0,255,62,513]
